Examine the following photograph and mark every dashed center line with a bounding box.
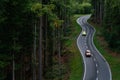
[97,70,99,74]
[94,58,96,61]
[96,77,98,80]
[96,64,98,67]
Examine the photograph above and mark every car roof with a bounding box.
[86,50,90,52]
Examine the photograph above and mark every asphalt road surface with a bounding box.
[77,15,112,80]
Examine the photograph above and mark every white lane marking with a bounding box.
[97,70,99,74]
[96,64,98,67]
[77,17,87,80]
[96,77,98,80]
[77,37,87,80]
[94,58,96,61]
[91,54,93,57]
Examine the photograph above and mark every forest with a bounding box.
[91,0,120,52]
[0,0,120,80]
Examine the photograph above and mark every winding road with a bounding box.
[77,15,112,80]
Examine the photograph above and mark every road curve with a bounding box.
[77,15,112,80]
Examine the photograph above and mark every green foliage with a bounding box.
[103,0,120,52]
[31,3,42,16]
[80,2,92,14]
[70,1,92,14]
[0,61,9,68]
[91,0,120,52]
[43,4,55,14]
[68,15,83,80]
[45,64,66,80]
[0,0,93,79]
[0,0,35,79]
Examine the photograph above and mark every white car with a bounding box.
[86,50,90,53]
[85,50,91,57]
[82,31,86,36]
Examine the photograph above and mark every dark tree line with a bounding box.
[0,0,91,80]
[1,0,91,80]
[91,0,120,52]
[91,0,104,24]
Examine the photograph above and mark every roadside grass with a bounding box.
[90,23,120,80]
[66,14,83,80]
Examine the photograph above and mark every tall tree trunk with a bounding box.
[97,0,99,23]
[38,16,43,80]
[32,21,37,80]
[12,39,16,80]
[45,14,48,68]
[20,53,24,80]
[94,0,97,23]
[52,28,55,80]
[12,54,15,80]
[58,4,62,80]
[38,0,43,79]
[58,27,61,80]
[100,0,102,25]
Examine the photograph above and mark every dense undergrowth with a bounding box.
[64,14,83,80]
